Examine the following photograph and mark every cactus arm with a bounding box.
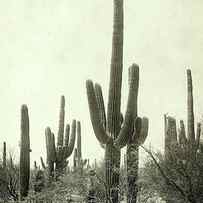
[73,148,77,172]
[57,95,65,147]
[77,121,82,173]
[178,120,187,145]
[64,124,70,146]
[65,120,76,158]
[34,161,37,170]
[40,157,46,170]
[86,80,111,144]
[94,83,107,130]
[187,69,195,144]
[133,117,149,145]
[107,0,124,137]
[114,64,139,148]
[83,159,87,166]
[19,105,30,200]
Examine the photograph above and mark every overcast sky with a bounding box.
[0,0,203,167]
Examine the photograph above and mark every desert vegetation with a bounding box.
[0,0,202,203]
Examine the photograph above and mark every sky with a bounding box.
[0,0,203,167]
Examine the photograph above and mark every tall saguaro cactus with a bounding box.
[19,105,30,200]
[86,1,148,202]
[187,69,195,145]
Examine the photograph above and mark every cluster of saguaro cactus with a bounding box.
[86,0,148,202]
[19,104,30,200]
[164,69,202,161]
[45,95,76,179]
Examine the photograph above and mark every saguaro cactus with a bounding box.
[77,121,82,171]
[45,96,76,178]
[45,127,56,178]
[76,121,87,175]
[73,148,77,172]
[45,121,76,177]
[164,115,178,160]
[19,105,30,200]
[86,1,148,202]
[187,69,195,145]
[3,142,6,169]
[164,69,202,165]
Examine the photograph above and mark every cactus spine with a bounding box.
[19,104,30,200]
[86,1,148,202]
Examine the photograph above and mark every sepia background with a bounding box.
[0,0,203,166]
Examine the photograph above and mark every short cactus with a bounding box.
[45,96,76,178]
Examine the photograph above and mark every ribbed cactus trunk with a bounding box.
[126,144,139,203]
[125,66,139,203]
[57,95,65,146]
[45,127,56,179]
[2,141,8,200]
[73,148,77,172]
[105,0,123,201]
[187,69,196,164]
[187,69,195,145]
[77,121,82,174]
[19,105,30,200]
[126,119,149,203]
[56,95,65,173]
[164,116,178,161]
[3,142,6,169]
